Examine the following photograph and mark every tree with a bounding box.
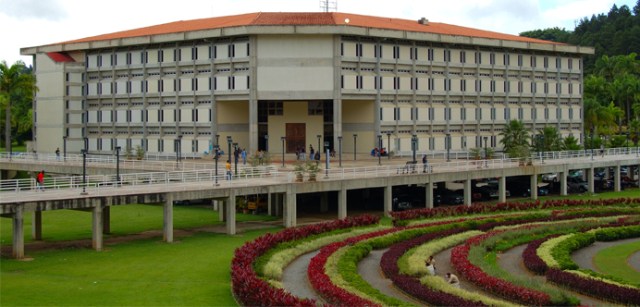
[537,126,564,151]
[562,135,582,150]
[0,61,37,150]
[499,120,530,154]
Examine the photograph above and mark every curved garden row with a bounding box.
[231,198,640,306]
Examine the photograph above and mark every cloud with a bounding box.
[0,0,67,20]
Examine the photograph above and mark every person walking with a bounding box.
[422,154,429,173]
[226,160,232,180]
[241,148,247,165]
[36,170,45,191]
[55,148,61,161]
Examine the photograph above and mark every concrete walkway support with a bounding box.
[267,192,273,216]
[499,177,507,203]
[338,186,347,219]
[163,194,174,243]
[285,186,296,227]
[92,200,103,251]
[614,165,621,192]
[32,211,42,240]
[226,191,237,235]
[560,172,567,195]
[12,206,24,259]
[588,167,595,193]
[464,179,472,206]
[425,181,433,209]
[530,174,538,200]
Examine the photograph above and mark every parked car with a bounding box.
[507,176,549,197]
[541,173,558,182]
[567,176,588,193]
[392,194,415,211]
[436,189,464,206]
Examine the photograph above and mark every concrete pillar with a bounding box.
[530,174,538,200]
[320,192,329,213]
[226,191,237,235]
[163,194,174,243]
[249,99,258,153]
[588,167,595,193]
[102,206,111,234]
[267,192,272,216]
[560,171,568,195]
[12,206,24,259]
[464,179,472,206]
[285,186,296,227]
[499,177,507,203]
[425,181,434,209]
[32,211,42,240]
[211,199,218,211]
[92,202,103,251]
[384,185,392,217]
[338,186,347,219]
[614,165,621,192]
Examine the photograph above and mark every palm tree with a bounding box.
[537,126,563,151]
[562,135,582,150]
[0,61,36,151]
[500,120,530,155]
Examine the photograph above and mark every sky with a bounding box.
[0,0,636,66]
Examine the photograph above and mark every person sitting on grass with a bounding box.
[446,272,459,288]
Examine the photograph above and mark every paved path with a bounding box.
[571,238,640,273]
[281,251,322,302]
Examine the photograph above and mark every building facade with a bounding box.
[21,12,594,157]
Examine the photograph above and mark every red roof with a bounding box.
[46,52,75,62]
[60,12,559,46]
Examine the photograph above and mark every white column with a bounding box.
[425,181,434,209]
[560,171,568,195]
[92,201,103,251]
[163,194,174,243]
[499,177,507,203]
[614,165,621,192]
[226,191,237,235]
[588,167,595,193]
[384,185,392,217]
[338,186,347,219]
[530,174,538,200]
[12,206,24,259]
[464,179,472,206]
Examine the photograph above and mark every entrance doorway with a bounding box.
[286,123,305,153]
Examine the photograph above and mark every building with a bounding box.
[21,12,594,158]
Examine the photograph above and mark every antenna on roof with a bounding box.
[319,0,337,12]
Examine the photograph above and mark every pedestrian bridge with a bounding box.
[1,149,638,259]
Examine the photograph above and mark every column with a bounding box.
[267,192,272,216]
[499,177,507,203]
[249,99,258,153]
[588,167,595,193]
[384,185,392,217]
[285,186,297,227]
[530,174,538,200]
[92,201,103,251]
[338,186,347,219]
[425,181,434,209]
[226,191,237,235]
[12,206,24,259]
[102,206,111,234]
[614,165,621,192]
[32,211,42,240]
[560,171,568,195]
[163,194,174,243]
[464,179,472,206]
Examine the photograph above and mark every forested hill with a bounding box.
[520,1,640,73]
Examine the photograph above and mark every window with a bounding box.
[556,108,562,120]
[158,139,164,152]
[544,108,549,120]
[556,83,561,94]
[393,46,400,59]
[556,57,561,69]
[544,82,549,94]
[97,55,102,67]
[410,47,418,60]
[126,110,131,122]
[475,80,482,92]
[141,51,148,64]
[126,81,132,94]
[428,78,434,91]
[393,77,400,90]
[111,54,117,66]
[141,80,148,93]
[393,107,400,120]
[491,107,496,120]
[490,53,495,65]
[460,79,466,91]
[126,52,132,65]
[444,49,451,62]
[503,54,510,66]
[531,82,537,93]
[374,44,382,58]
[569,108,573,119]
[518,81,523,93]
[158,110,164,122]
[460,108,466,121]
[475,108,482,120]
[428,107,434,120]
[308,101,323,115]
[427,48,434,61]
[158,80,163,92]
[192,78,198,91]
[444,79,451,91]
[375,76,382,90]
[568,59,573,70]
[174,49,181,62]
[411,107,418,120]
[445,107,451,120]
[504,108,510,120]
[532,108,537,120]
[490,80,496,92]
[475,51,482,64]
[209,46,216,59]
[228,44,235,58]
[356,43,363,57]
[192,47,198,60]
[228,76,235,90]
[518,108,523,120]
[544,56,549,68]
[504,81,510,93]
[158,50,164,63]
[518,54,523,67]
[531,56,537,68]
[429,137,435,150]
[460,51,466,63]
[411,77,418,90]
[568,83,573,94]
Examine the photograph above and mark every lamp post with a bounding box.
[445,133,451,162]
[115,146,121,186]
[590,126,594,160]
[63,136,67,162]
[377,134,382,166]
[626,131,630,151]
[227,136,232,179]
[317,134,322,156]
[81,149,87,195]
[483,136,488,167]
[214,145,219,186]
[215,134,220,147]
[84,137,88,152]
[540,134,545,164]
[387,133,391,160]
[353,134,357,161]
[264,134,269,152]
[281,136,286,167]
[338,136,343,167]
[233,142,238,176]
[411,134,417,163]
[176,135,182,168]
[324,141,330,178]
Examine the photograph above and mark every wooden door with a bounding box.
[285,123,305,153]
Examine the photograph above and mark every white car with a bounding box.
[542,173,558,182]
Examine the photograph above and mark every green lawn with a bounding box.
[1,229,277,306]
[593,239,640,285]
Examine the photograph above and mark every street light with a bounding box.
[213,145,219,186]
[81,149,88,195]
[281,136,286,167]
[233,142,238,176]
[84,137,88,152]
[483,136,488,167]
[115,146,121,187]
[337,136,343,167]
[411,134,417,163]
[540,134,545,164]
[590,126,594,160]
[317,134,322,155]
[264,134,269,152]
[324,141,330,178]
[353,134,357,161]
[227,136,232,179]
[63,136,67,162]
[176,135,182,168]
[387,133,391,160]
[377,134,382,166]
[446,133,451,162]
